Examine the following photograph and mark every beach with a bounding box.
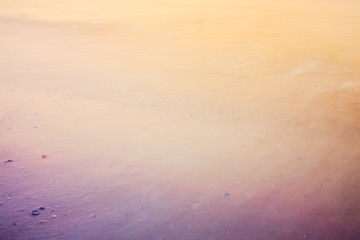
[1,1,360,239]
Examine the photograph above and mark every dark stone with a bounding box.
[5,160,14,163]
[32,210,40,216]
[39,207,45,210]
[224,193,230,196]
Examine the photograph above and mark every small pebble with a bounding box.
[52,215,57,218]
[41,154,48,159]
[303,233,311,238]
[32,210,40,216]
[5,160,14,163]
[91,214,97,218]
[11,223,17,226]
[224,193,230,197]
[39,207,45,210]
[39,220,47,224]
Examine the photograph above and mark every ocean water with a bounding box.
[1,1,360,239]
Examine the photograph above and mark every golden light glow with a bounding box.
[1,1,360,239]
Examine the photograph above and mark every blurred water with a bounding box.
[1,1,360,239]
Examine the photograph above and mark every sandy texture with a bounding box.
[1,1,360,239]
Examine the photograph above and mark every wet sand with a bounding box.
[1,1,360,239]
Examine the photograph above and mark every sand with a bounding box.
[1,1,360,239]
